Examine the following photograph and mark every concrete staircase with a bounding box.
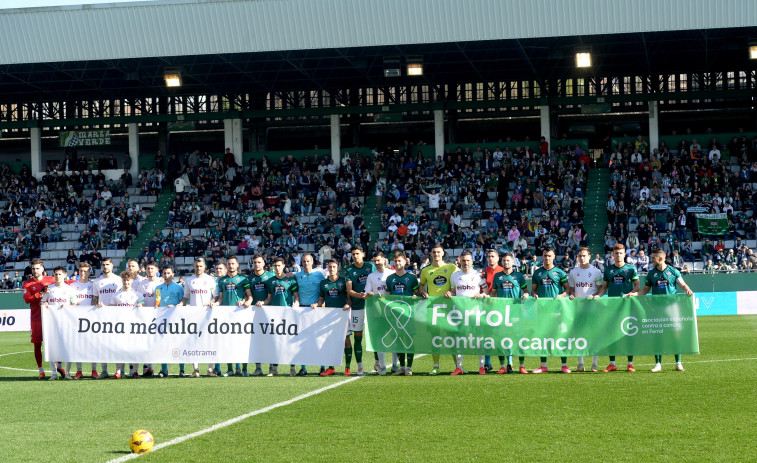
[582,168,609,257]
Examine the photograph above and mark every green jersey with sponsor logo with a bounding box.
[218,274,250,305]
[344,262,376,310]
[603,264,639,297]
[248,270,275,303]
[645,266,682,295]
[492,271,527,298]
[386,272,419,296]
[532,266,567,298]
[265,276,299,307]
[319,277,348,308]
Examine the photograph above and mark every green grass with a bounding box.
[1,316,756,462]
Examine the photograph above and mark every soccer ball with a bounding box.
[129,429,155,454]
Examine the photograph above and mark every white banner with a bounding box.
[0,309,30,332]
[42,305,349,365]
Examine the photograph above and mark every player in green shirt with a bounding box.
[344,246,376,377]
[640,248,694,372]
[599,243,640,373]
[257,256,300,376]
[531,247,570,374]
[314,259,351,376]
[419,244,459,375]
[248,254,275,377]
[214,256,252,377]
[384,251,421,376]
[492,252,530,374]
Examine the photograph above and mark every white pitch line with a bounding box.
[632,357,757,366]
[106,353,427,462]
[0,366,38,372]
[0,350,32,357]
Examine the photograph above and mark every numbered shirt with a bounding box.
[344,262,376,310]
[319,277,348,308]
[42,283,75,307]
[492,271,527,298]
[69,280,94,306]
[183,273,219,306]
[568,266,604,298]
[265,276,299,307]
[111,289,142,307]
[385,272,419,296]
[420,263,458,296]
[93,275,123,306]
[532,266,568,298]
[218,274,250,306]
[603,264,639,297]
[248,271,275,303]
[645,266,683,295]
[450,270,486,297]
[365,269,395,295]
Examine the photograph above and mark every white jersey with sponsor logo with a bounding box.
[364,269,395,295]
[42,283,75,307]
[93,274,123,306]
[183,273,218,306]
[450,269,486,297]
[111,289,142,307]
[138,277,164,307]
[70,280,94,306]
[568,265,603,298]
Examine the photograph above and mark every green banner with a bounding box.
[697,213,729,235]
[365,294,698,356]
[59,130,111,147]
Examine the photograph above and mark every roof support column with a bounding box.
[224,118,243,167]
[330,114,341,167]
[648,100,659,153]
[128,123,139,180]
[434,109,444,159]
[30,127,42,176]
[540,102,551,151]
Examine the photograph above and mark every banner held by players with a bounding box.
[42,305,349,365]
[365,294,698,356]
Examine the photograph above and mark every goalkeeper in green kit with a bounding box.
[639,248,694,372]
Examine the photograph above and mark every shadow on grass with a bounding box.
[109,450,131,455]
[0,375,46,382]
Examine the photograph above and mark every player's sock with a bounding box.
[344,347,352,367]
[655,354,662,363]
[507,355,513,365]
[179,364,185,373]
[456,354,463,369]
[49,360,56,373]
[591,356,598,369]
[560,357,567,365]
[398,353,406,367]
[392,353,399,368]
[300,365,307,373]
[498,356,507,367]
[34,342,43,367]
[38,366,44,373]
[577,356,584,367]
[627,355,634,363]
[407,353,414,368]
[353,335,363,363]
[609,356,616,363]
[540,358,547,368]
[226,363,233,372]
[242,363,248,373]
[432,353,440,367]
[479,355,485,368]
[76,362,82,372]
[255,363,262,370]
[373,352,379,362]
[674,354,682,362]
[484,355,492,367]
[377,352,386,368]
[215,363,221,372]
[101,363,109,374]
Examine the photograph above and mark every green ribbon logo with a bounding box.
[381,300,414,349]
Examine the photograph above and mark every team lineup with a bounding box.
[24,243,694,380]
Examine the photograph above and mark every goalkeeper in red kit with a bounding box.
[22,258,58,379]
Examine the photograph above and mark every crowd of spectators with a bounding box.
[162,147,377,272]
[0,152,153,278]
[373,139,590,275]
[604,132,757,272]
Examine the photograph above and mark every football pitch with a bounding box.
[1,315,756,462]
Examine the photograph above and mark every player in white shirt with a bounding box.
[68,262,98,379]
[447,251,489,376]
[364,251,396,375]
[101,271,144,379]
[132,261,163,377]
[41,266,76,379]
[568,247,604,372]
[180,257,219,377]
[91,258,122,378]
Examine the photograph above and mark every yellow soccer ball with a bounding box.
[129,429,155,454]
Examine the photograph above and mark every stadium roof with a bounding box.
[0,0,756,104]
